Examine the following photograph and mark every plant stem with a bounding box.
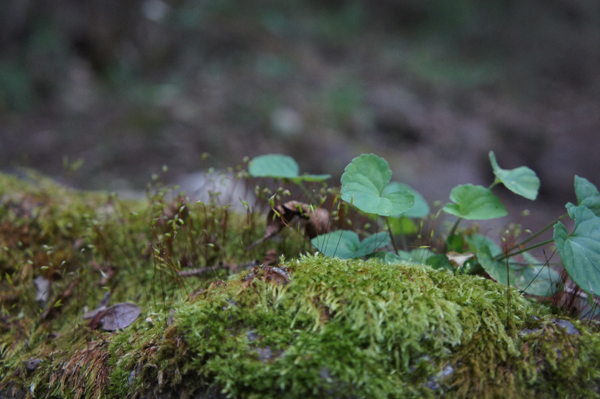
[444,217,463,252]
[448,217,462,238]
[400,231,408,251]
[386,217,400,255]
[514,212,567,248]
[294,180,312,201]
[488,178,501,190]
[506,254,511,328]
[496,238,555,261]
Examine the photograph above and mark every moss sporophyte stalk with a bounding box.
[2,153,600,398]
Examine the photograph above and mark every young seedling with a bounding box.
[312,154,417,257]
[248,154,330,199]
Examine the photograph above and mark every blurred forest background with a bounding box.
[1,0,599,227]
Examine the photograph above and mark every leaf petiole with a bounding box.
[495,238,555,261]
[514,213,567,248]
[386,217,400,255]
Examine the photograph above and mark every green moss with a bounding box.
[101,256,600,399]
[2,172,600,398]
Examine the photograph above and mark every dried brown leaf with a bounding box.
[99,302,141,331]
[82,291,110,320]
[305,208,330,239]
[237,264,290,294]
[247,200,328,250]
[446,251,476,269]
[261,266,290,285]
[89,309,106,329]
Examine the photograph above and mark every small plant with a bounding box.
[311,154,426,255]
[293,151,600,314]
[248,154,331,183]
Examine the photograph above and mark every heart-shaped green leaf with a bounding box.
[554,205,600,295]
[341,154,414,216]
[489,151,540,200]
[311,230,390,259]
[249,154,330,181]
[443,184,507,220]
[574,176,600,217]
[384,182,429,218]
[249,154,299,178]
[477,245,561,296]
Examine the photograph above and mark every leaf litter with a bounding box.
[83,292,141,331]
[246,200,330,250]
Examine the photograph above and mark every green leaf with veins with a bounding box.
[466,234,502,257]
[489,151,540,200]
[311,230,390,259]
[443,184,507,220]
[249,154,299,178]
[249,154,330,181]
[384,182,429,218]
[554,205,600,295]
[574,175,600,217]
[341,154,414,216]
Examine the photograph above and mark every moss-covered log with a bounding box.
[1,172,600,399]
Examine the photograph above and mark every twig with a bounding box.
[178,261,258,277]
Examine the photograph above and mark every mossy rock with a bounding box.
[1,172,600,399]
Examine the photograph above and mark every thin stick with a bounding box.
[178,261,258,277]
[505,245,511,328]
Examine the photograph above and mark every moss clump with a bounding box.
[107,256,600,399]
[2,172,600,399]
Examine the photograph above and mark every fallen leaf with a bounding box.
[237,265,291,294]
[305,207,330,239]
[90,309,107,329]
[247,201,330,249]
[446,251,476,269]
[261,266,290,285]
[82,291,110,320]
[99,303,141,331]
[263,201,307,240]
